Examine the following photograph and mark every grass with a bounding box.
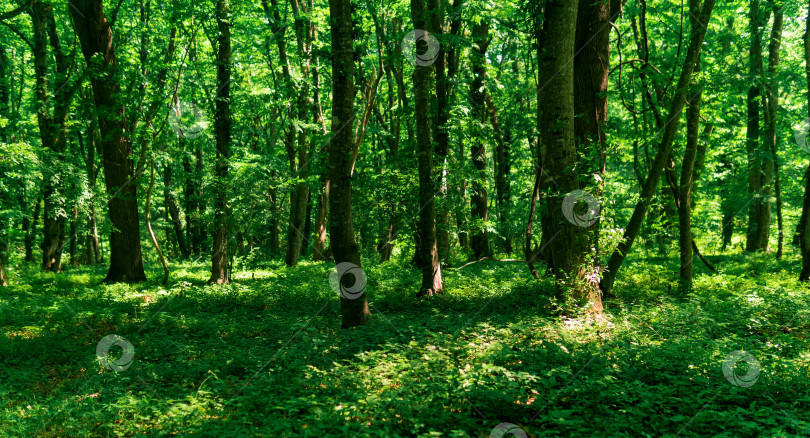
[1,251,810,437]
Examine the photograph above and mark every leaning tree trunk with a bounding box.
[411,0,444,296]
[600,0,716,295]
[678,3,703,292]
[69,0,146,283]
[329,0,370,327]
[209,0,231,284]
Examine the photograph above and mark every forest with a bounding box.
[2,0,810,435]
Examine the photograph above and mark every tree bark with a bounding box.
[600,0,715,295]
[412,0,444,296]
[328,0,370,327]
[209,0,231,284]
[69,0,146,283]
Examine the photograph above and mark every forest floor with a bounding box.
[1,251,810,437]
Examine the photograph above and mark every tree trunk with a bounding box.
[411,0,444,296]
[488,93,512,254]
[0,205,8,284]
[428,0,450,265]
[573,0,613,269]
[32,1,70,273]
[469,20,492,260]
[182,140,203,256]
[600,0,716,295]
[765,5,784,258]
[313,178,329,261]
[70,0,147,283]
[80,114,103,264]
[539,0,603,314]
[209,0,231,284]
[164,164,189,258]
[799,1,810,281]
[678,2,703,291]
[328,0,370,327]
[457,138,469,249]
[0,254,7,286]
[0,223,7,285]
[68,203,78,266]
[746,0,770,252]
[25,196,41,262]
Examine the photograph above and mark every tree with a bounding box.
[677,0,705,292]
[69,0,147,283]
[764,3,784,258]
[209,0,232,284]
[328,0,370,327]
[411,0,443,296]
[538,0,604,314]
[469,19,492,260]
[0,250,6,286]
[799,0,810,282]
[31,0,76,272]
[746,0,771,252]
